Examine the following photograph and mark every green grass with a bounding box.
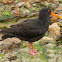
[18,39,62,62]
[0,40,61,62]
[0,53,4,62]
[0,10,14,21]
[19,41,52,62]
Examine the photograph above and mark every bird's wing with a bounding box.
[11,19,42,37]
[3,19,42,38]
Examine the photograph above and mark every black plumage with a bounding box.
[1,7,52,55]
[1,7,51,42]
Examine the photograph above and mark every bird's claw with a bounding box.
[30,51,37,55]
[32,49,39,54]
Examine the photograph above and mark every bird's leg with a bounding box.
[31,42,39,54]
[28,43,36,55]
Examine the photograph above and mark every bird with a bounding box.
[0,7,62,55]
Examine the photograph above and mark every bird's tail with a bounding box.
[0,29,15,40]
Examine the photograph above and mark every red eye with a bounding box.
[48,10,50,12]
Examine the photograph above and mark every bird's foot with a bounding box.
[32,49,39,54]
[30,51,37,55]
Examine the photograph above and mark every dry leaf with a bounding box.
[47,0,56,3]
[5,48,12,53]
[14,7,20,17]
[50,16,58,22]
[2,0,7,5]
[8,0,13,4]
[13,1,18,5]
[25,2,31,8]
[0,0,3,2]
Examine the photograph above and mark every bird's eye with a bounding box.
[48,10,50,12]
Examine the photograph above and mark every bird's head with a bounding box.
[39,7,62,19]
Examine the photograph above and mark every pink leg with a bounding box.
[31,42,39,54]
[28,43,36,55]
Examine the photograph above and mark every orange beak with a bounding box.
[51,12,62,19]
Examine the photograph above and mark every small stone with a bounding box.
[0,46,4,51]
[7,54,17,61]
[44,1,50,6]
[16,2,25,7]
[55,22,62,26]
[41,37,54,42]
[11,37,21,44]
[0,37,2,41]
[56,4,62,11]
[47,49,56,53]
[21,9,30,16]
[45,43,55,48]
[5,48,12,53]
[10,44,19,49]
[48,23,61,37]
[0,41,3,46]
[48,54,55,57]
[2,37,22,53]
[3,38,12,48]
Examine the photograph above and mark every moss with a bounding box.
[0,3,3,7]
[3,26,8,29]
[40,54,51,62]
[58,0,62,3]
[40,2,47,7]
[19,41,52,62]
[0,53,4,62]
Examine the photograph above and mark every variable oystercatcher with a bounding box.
[0,7,62,55]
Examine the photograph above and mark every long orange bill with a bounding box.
[51,12,62,19]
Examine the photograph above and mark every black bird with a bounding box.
[0,7,62,55]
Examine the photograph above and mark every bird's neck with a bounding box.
[39,13,50,20]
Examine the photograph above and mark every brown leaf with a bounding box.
[8,0,13,4]
[5,48,12,53]
[2,0,7,5]
[14,7,20,17]
[50,16,58,22]
[0,0,3,2]
[25,2,31,8]
[13,1,18,5]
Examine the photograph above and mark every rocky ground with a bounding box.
[0,0,61,21]
[0,0,62,62]
[0,39,62,62]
